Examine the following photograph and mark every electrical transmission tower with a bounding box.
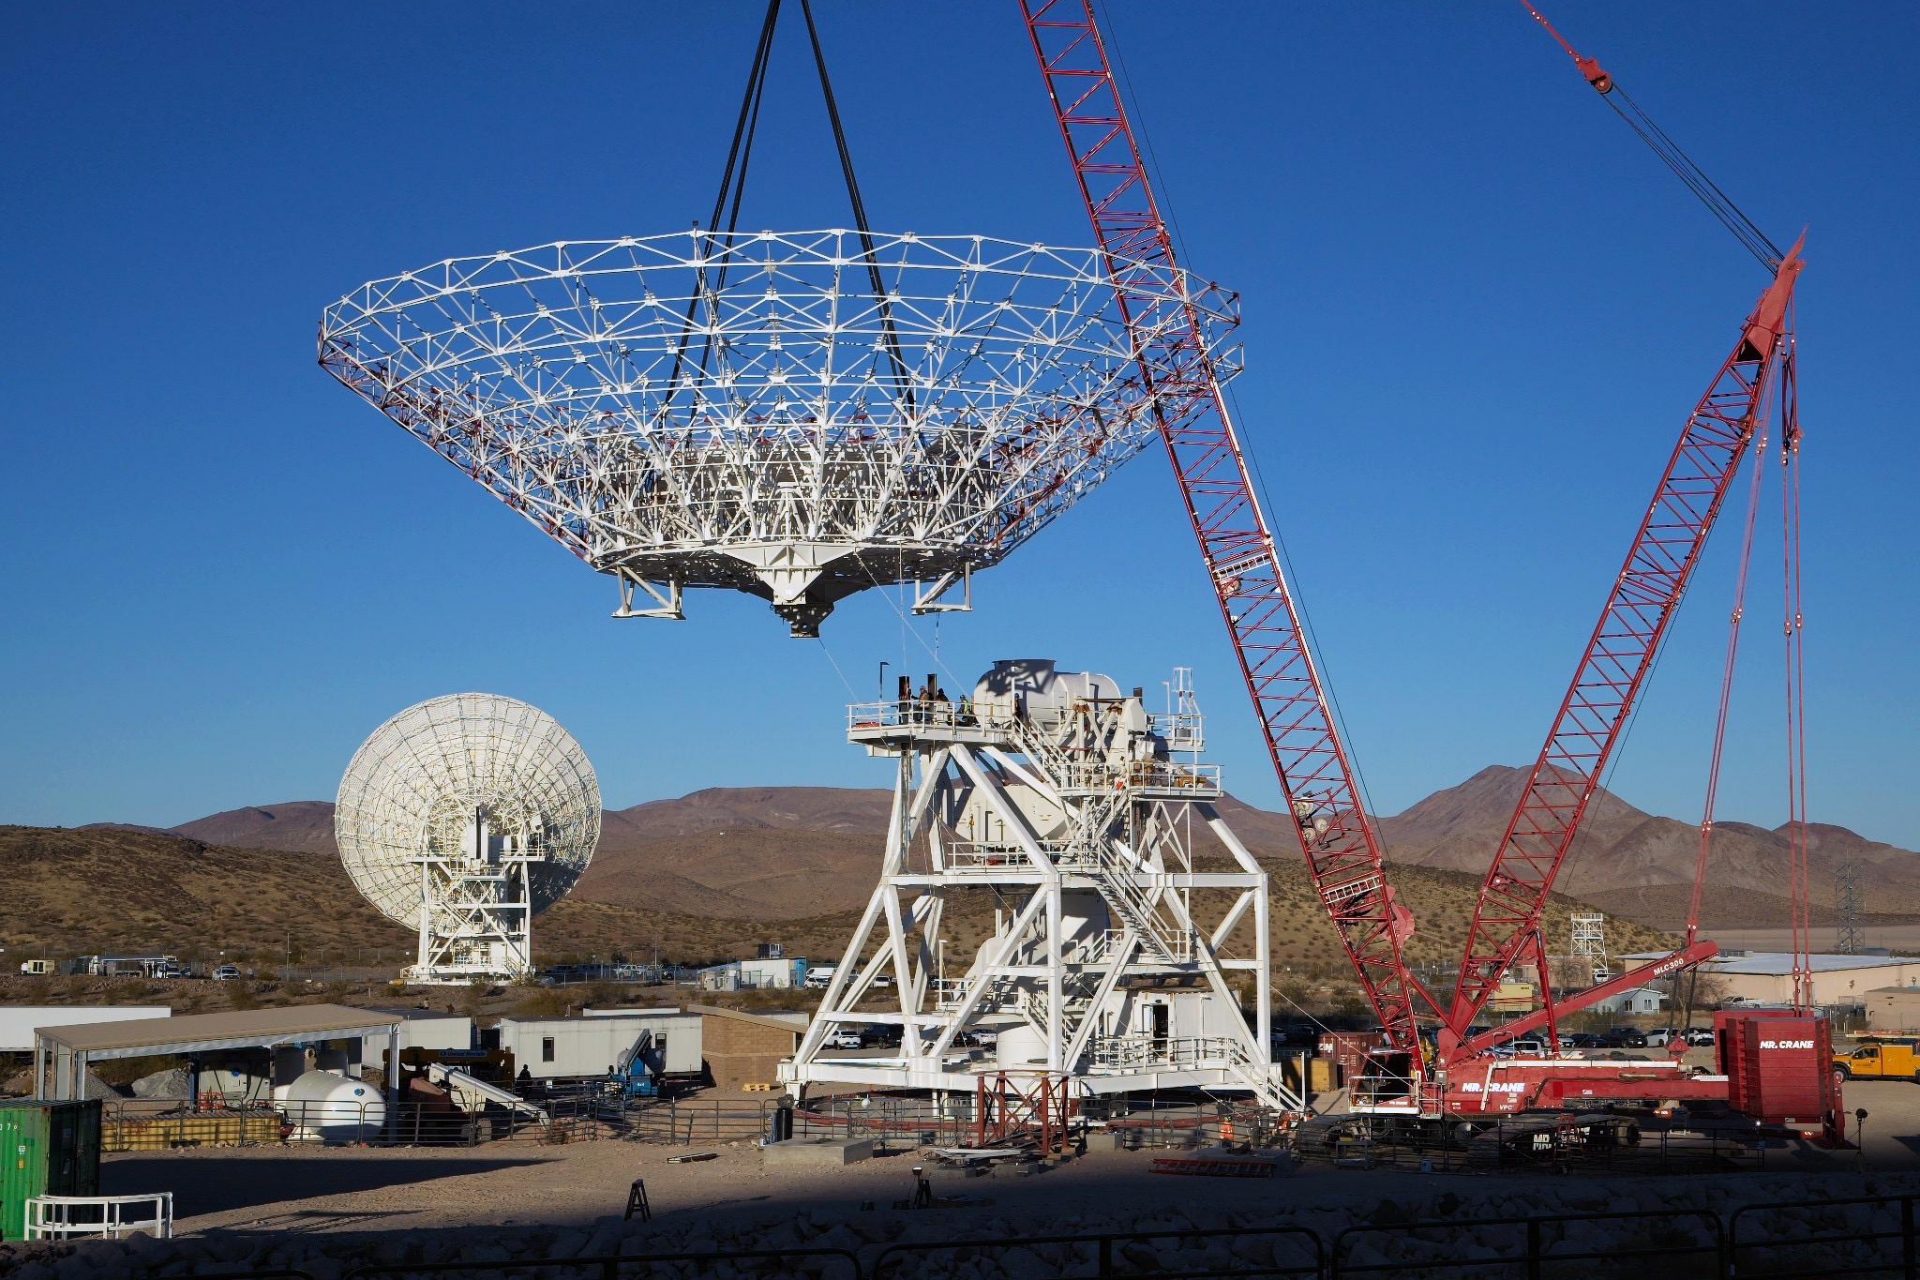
[1834,862,1865,955]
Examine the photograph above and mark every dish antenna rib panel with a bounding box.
[319,230,1240,635]
[336,693,600,983]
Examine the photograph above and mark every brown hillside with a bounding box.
[0,825,409,966]
[154,771,1920,934]
[1,823,1670,981]
[172,801,337,855]
[1377,764,1920,912]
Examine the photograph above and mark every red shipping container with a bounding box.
[1317,1030,1393,1086]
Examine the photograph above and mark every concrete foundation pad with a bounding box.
[761,1137,874,1169]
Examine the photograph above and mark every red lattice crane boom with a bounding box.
[1446,6,1807,1045]
[1020,0,1425,1056]
[1446,252,1799,1052]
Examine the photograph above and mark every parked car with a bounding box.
[965,1028,1000,1048]
[1644,1027,1676,1047]
[859,1026,902,1048]
[1561,1033,1605,1052]
[1488,1038,1547,1059]
[825,1031,864,1050]
[1601,1028,1647,1049]
[1685,1027,1716,1046]
[212,964,241,982]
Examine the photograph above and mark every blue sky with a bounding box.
[2,3,1914,848]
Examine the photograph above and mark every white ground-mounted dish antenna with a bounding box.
[336,693,600,984]
[319,229,1240,635]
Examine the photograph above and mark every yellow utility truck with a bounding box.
[1833,1038,1920,1082]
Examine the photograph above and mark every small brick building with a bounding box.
[690,1005,805,1090]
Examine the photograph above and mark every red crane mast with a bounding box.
[1020,0,1425,1057]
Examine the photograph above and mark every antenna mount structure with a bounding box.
[335,693,600,984]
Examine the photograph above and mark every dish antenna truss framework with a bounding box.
[320,1,1238,635]
[336,693,600,984]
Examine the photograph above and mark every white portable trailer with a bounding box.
[496,1012,702,1079]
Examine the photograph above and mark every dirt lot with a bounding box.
[86,1076,1920,1242]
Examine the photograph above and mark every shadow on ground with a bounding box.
[103,1155,555,1218]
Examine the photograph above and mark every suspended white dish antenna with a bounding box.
[336,693,600,984]
[318,229,1239,635]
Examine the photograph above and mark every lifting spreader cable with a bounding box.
[663,0,915,416]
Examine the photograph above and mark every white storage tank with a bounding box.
[279,1070,385,1144]
[972,660,1130,730]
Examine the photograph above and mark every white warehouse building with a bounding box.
[1628,951,1920,1008]
[496,1010,702,1079]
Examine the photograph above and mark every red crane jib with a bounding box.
[1021,0,1425,1057]
[1446,242,1804,1046]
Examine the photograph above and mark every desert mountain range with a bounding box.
[157,765,1917,930]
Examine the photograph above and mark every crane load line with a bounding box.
[1519,0,1783,270]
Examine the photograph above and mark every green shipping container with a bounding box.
[0,1099,101,1241]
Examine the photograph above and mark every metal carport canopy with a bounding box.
[35,1004,400,1058]
[34,1004,404,1100]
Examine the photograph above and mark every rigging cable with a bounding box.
[1519,1,1783,271]
[1685,423,1772,947]
[661,0,782,412]
[1778,324,1811,1010]
[798,0,917,415]
[664,0,915,413]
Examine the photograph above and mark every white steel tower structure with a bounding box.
[335,694,601,984]
[1570,912,1608,981]
[783,660,1293,1110]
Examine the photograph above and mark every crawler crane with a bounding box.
[1021,1,1837,1141]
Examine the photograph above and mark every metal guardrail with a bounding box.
[872,1225,1324,1278]
[26,1191,174,1241]
[34,1195,1920,1278]
[1333,1207,1724,1279]
[1729,1193,1920,1279]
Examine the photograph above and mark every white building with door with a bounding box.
[1627,951,1920,1008]
[696,957,805,992]
[1586,986,1667,1016]
[495,1010,702,1079]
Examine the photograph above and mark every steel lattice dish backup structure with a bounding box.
[335,693,600,984]
[319,229,1239,635]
